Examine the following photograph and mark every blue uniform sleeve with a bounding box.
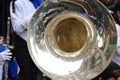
[0,46,6,52]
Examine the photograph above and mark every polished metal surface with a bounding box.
[27,0,117,80]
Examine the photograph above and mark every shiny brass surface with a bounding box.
[27,0,117,80]
[44,12,96,60]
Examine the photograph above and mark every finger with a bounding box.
[5,49,10,52]
[5,55,12,58]
[4,52,12,56]
[5,58,11,61]
[4,56,12,61]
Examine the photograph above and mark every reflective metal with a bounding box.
[27,0,117,80]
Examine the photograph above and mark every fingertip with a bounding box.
[6,49,10,52]
[9,52,12,55]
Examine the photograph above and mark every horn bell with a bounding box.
[27,0,117,80]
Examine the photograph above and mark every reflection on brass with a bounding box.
[27,0,117,80]
[54,18,87,53]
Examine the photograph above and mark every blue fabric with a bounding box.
[30,0,43,9]
[0,45,6,80]
[8,58,18,80]
[0,45,18,80]
[0,46,6,52]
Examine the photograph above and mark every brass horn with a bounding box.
[27,0,117,80]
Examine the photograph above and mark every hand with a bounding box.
[0,49,12,62]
